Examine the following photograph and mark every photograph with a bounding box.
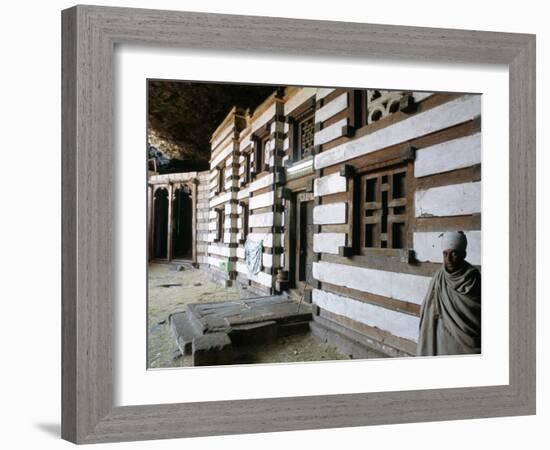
[146,81,482,368]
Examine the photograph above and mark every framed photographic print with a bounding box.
[61,4,536,444]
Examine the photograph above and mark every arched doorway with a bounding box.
[172,184,193,259]
[153,187,169,259]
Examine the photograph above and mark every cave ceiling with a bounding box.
[147,80,278,165]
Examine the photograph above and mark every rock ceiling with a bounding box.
[147,80,277,165]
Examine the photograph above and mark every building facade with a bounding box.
[150,86,482,358]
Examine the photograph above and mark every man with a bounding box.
[417,231,481,356]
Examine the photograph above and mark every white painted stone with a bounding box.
[239,134,251,151]
[237,187,250,200]
[283,137,290,151]
[210,191,231,208]
[236,247,245,259]
[315,92,347,123]
[316,88,335,99]
[313,203,347,225]
[247,233,273,247]
[314,118,347,146]
[415,133,481,178]
[149,171,198,184]
[249,212,274,228]
[315,95,481,169]
[312,261,431,305]
[211,125,232,150]
[250,191,274,210]
[415,182,481,217]
[262,253,273,268]
[413,231,481,265]
[312,289,420,342]
[208,210,217,220]
[208,245,231,257]
[313,233,346,254]
[236,262,272,287]
[208,177,219,190]
[286,157,314,178]
[284,88,316,115]
[249,173,274,193]
[314,172,347,197]
[208,256,224,268]
[251,104,276,133]
[224,203,233,215]
[210,142,233,168]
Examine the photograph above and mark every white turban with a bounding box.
[440,231,467,252]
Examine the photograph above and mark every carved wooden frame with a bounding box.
[62,5,536,443]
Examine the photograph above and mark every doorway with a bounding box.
[172,184,193,259]
[153,187,169,259]
[288,191,315,292]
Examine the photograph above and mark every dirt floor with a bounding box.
[147,263,349,368]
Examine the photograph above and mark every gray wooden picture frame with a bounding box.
[61,4,536,444]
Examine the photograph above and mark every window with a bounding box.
[262,137,271,170]
[254,134,270,174]
[358,165,408,251]
[350,89,414,130]
[296,112,315,159]
[215,207,225,242]
[216,165,224,194]
[243,151,252,185]
[287,97,315,162]
[252,131,270,175]
[240,202,249,243]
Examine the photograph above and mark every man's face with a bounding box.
[443,249,465,273]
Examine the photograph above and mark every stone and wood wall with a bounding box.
[148,171,210,267]
[200,87,482,357]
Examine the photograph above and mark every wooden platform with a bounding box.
[169,295,312,366]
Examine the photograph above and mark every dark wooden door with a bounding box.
[300,200,313,286]
[153,188,169,259]
[297,195,314,288]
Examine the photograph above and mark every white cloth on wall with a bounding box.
[244,237,263,275]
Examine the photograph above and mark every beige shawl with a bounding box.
[417,262,481,356]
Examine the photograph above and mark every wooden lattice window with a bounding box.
[216,165,224,194]
[215,207,225,242]
[359,166,408,250]
[286,96,316,163]
[253,132,270,174]
[262,137,271,170]
[243,151,252,185]
[350,89,415,130]
[298,113,315,157]
[240,202,249,244]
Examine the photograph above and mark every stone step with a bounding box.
[192,332,233,366]
[229,320,278,345]
[168,311,203,355]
